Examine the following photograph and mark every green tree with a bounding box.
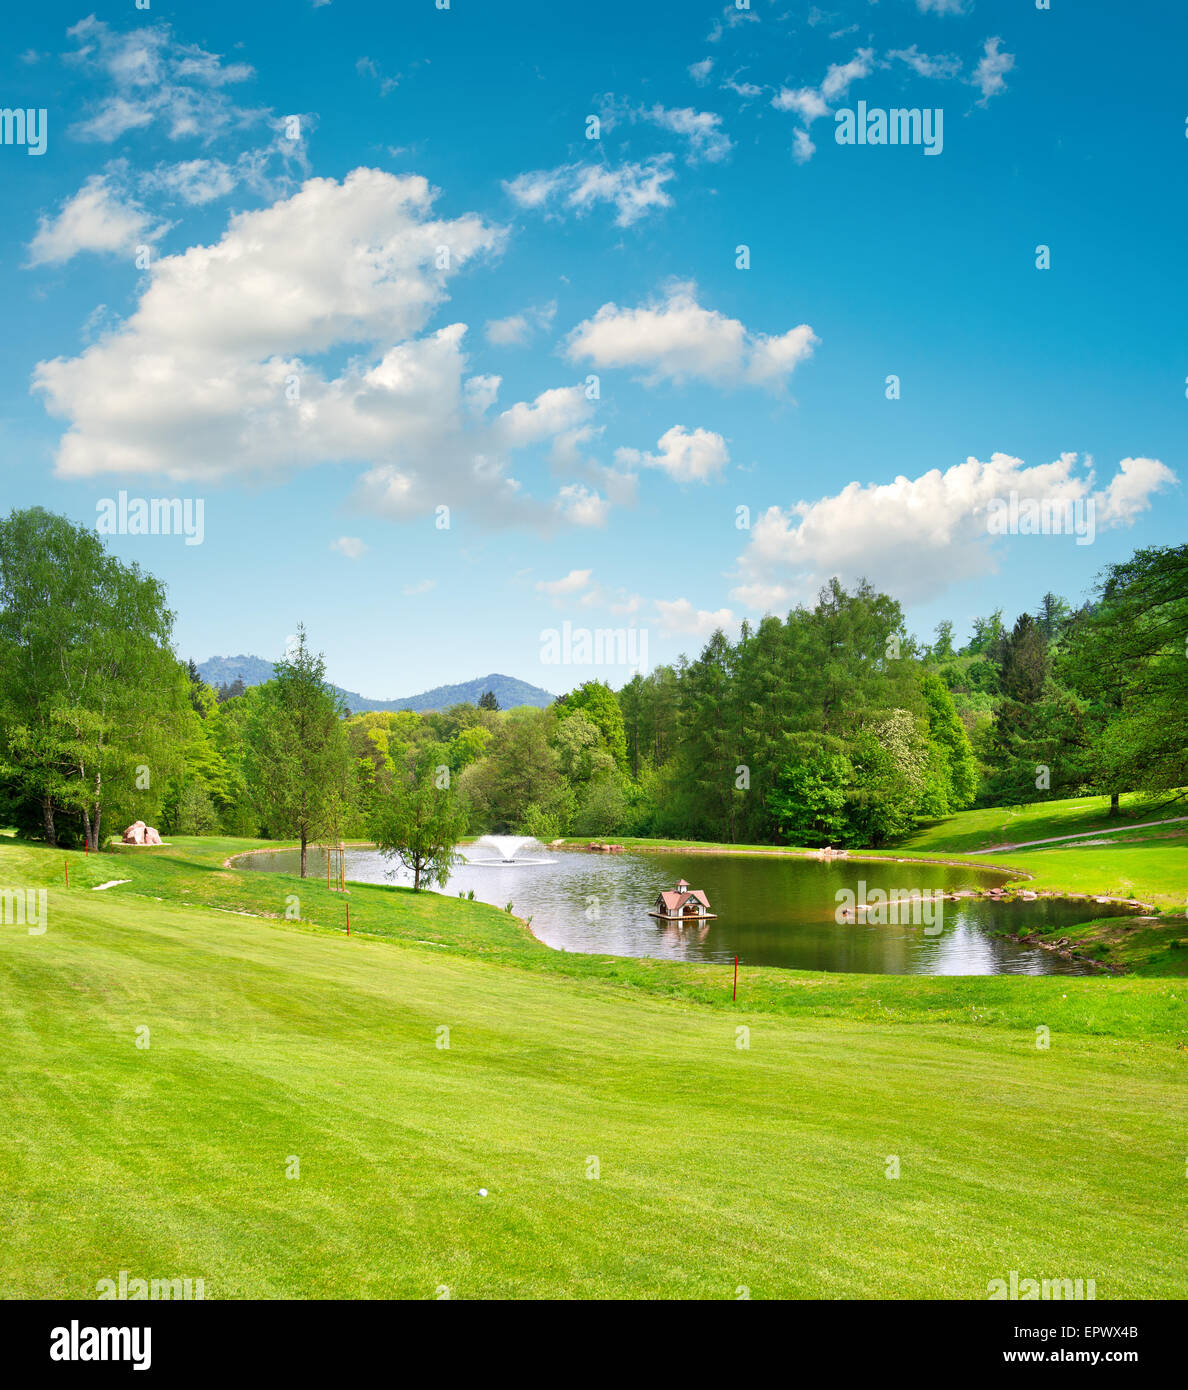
[766,739,854,847]
[932,620,955,658]
[0,507,184,850]
[1035,592,1072,642]
[369,745,467,891]
[1060,545,1188,810]
[556,680,628,770]
[244,626,350,876]
[964,609,1005,657]
[920,670,978,809]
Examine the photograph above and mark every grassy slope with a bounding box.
[1,833,1185,1299]
[900,793,1182,854]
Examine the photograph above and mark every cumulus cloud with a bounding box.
[504,156,676,227]
[555,483,610,527]
[688,57,715,84]
[616,425,729,484]
[331,536,367,559]
[772,87,830,121]
[26,174,165,266]
[654,598,735,639]
[971,37,1015,104]
[565,282,817,392]
[731,452,1177,611]
[33,169,608,530]
[917,0,967,13]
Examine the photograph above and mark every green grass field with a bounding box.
[1,798,1185,1299]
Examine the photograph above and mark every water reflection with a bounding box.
[239,845,1134,977]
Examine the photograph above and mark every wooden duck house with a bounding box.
[649,878,716,922]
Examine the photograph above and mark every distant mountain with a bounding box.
[194,656,555,714]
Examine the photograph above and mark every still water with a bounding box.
[238,845,1134,976]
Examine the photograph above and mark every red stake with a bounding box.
[64,857,69,887]
[733,955,738,1002]
[346,902,350,936]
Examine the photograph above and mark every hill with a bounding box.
[0,832,1182,1297]
[194,656,554,713]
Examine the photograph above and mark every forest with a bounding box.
[1,506,1184,862]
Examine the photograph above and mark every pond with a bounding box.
[237,844,1135,976]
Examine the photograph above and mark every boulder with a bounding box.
[121,821,162,846]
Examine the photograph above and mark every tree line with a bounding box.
[1,506,1183,874]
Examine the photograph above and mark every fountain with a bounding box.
[461,835,555,865]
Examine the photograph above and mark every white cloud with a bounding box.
[887,46,963,80]
[485,314,529,346]
[566,281,817,392]
[537,569,593,596]
[504,156,675,227]
[141,157,237,205]
[731,452,1177,611]
[689,57,715,84]
[791,129,816,164]
[493,386,590,450]
[616,425,729,484]
[771,47,874,161]
[356,55,400,95]
[723,75,764,99]
[32,169,608,530]
[971,37,1015,104]
[917,0,967,13]
[26,174,165,266]
[820,48,875,101]
[637,104,733,164]
[484,300,555,347]
[555,483,610,527]
[402,578,436,595]
[707,3,759,41]
[655,598,735,639]
[64,16,260,144]
[772,87,830,120]
[331,536,367,559]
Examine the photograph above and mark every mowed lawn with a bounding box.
[1,838,1185,1299]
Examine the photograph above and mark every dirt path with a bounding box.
[970,816,1188,854]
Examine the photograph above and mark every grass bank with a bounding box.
[0,808,1184,1298]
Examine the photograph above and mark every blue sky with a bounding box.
[2,0,1184,697]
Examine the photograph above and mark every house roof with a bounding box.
[656,888,711,911]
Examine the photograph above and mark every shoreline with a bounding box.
[224,837,1153,976]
